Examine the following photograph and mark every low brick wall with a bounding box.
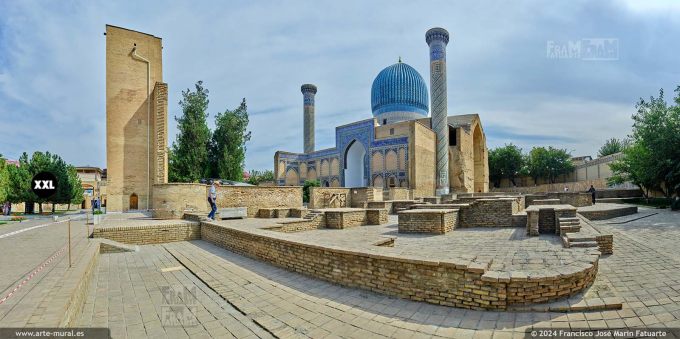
[200,222,599,310]
[325,210,366,229]
[391,200,419,212]
[152,183,209,219]
[578,206,638,220]
[152,184,302,219]
[595,234,613,254]
[532,199,560,205]
[459,199,515,227]
[216,186,302,217]
[596,189,643,199]
[527,193,593,208]
[398,209,457,234]
[270,215,326,233]
[366,209,388,224]
[92,222,201,245]
[387,187,411,200]
[511,213,527,227]
[504,262,598,305]
[258,208,291,218]
[290,208,308,218]
[526,205,577,236]
[351,188,383,207]
[309,187,351,209]
[366,201,393,214]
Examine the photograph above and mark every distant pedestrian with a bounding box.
[207,180,217,220]
[586,185,596,204]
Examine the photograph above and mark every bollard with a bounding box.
[68,219,72,268]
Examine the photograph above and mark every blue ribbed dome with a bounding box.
[371,62,429,120]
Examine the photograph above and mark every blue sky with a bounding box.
[1,1,679,171]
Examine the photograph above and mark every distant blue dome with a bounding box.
[371,61,429,124]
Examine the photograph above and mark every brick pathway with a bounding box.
[76,245,273,338]
[76,209,680,338]
[0,216,89,325]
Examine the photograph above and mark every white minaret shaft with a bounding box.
[426,27,450,196]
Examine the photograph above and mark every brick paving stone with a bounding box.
[75,245,273,338]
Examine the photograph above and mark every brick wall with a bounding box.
[366,209,388,224]
[200,222,598,310]
[216,186,302,217]
[578,206,638,220]
[527,193,592,208]
[350,188,383,207]
[546,193,592,207]
[504,262,598,305]
[92,222,200,245]
[309,187,350,209]
[398,210,457,234]
[325,210,368,229]
[387,188,411,201]
[538,209,556,234]
[152,183,208,219]
[459,199,514,227]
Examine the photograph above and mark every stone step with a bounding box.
[559,220,580,225]
[568,236,597,242]
[569,241,598,248]
[560,226,581,233]
[98,239,139,253]
[559,217,580,223]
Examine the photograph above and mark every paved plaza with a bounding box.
[70,208,680,338]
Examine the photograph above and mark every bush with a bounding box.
[93,210,104,215]
[11,216,26,222]
[302,180,320,203]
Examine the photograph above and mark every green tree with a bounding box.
[209,98,251,181]
[6,158,32,209]
[67,165,84,210]
[608,143,657,198]
[610,87,680,201]
[526,146,574,184]
[597,138,629,157]
[247,169,274,185]
[302,180,320,203]
[169,81,212,182]
[0,154,8,204]
[488,144,524,187]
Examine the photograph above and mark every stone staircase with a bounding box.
[559,217,600,249]
[558,216,582,235]
[303,210,324,221]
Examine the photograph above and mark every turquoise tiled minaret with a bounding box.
[426,27,450,196]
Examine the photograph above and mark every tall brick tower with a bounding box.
[426,27,450,196]
[301,84,317,154]
[106,25,168,211]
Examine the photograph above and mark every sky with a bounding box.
[1,0,679,171]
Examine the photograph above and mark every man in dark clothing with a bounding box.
[586,185,596,205]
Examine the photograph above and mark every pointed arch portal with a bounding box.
[343,140,366,187]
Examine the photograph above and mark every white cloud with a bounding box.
[0,0,678,172]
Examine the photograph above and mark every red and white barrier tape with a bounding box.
[0,245,67,305]
[0,219,70,240]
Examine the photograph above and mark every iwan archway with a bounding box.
[344,140,366,187]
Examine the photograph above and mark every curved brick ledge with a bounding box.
[200,221,599,310]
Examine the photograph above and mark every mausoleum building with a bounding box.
[275,28,489,197]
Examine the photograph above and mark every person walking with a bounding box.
[586,185,596,205]
[207,180,218,220]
